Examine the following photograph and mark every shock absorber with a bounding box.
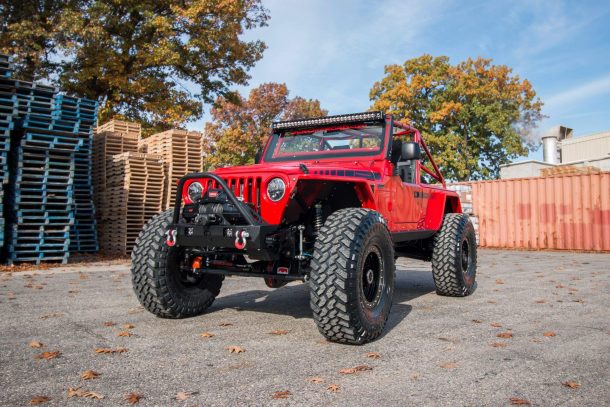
[313,202,323,236]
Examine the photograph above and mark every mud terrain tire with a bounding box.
[431,213,477,297]
[131,210,223,318]
[310,208,395,345]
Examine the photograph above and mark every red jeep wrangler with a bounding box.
[131,112,477,344]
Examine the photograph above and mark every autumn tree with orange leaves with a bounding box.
[370,55,544,180]
[204,83,327,168]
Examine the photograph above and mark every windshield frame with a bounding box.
[262,122,388,163]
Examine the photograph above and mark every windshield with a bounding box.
[263,124,385,162]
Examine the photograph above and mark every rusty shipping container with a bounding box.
[471,172,610,251]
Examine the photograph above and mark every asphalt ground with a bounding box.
[0,249,608,406]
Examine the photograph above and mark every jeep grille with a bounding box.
[205,176,263,209]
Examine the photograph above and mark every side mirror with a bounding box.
[401,142,421,161]
[254,149,263,164]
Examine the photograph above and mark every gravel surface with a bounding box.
[0,249,608,406]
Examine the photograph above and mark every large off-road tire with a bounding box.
[310,208,395,345]
[131,209,223,318]
[431,213,477,297]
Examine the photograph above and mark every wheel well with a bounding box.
[281,180,372,226]
[444,196,460,214]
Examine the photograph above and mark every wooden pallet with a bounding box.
[96,119,141,138]
[92,131,140,219]
[139,129,204,209]
[98,152,165,255]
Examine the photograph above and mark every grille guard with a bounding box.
[173,172,266,226]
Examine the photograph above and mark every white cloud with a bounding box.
[544,74,610,110]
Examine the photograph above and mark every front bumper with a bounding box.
[170,172,281,261]
[172,223,279,260]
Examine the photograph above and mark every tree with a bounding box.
[204,83,327,168]
[0,0,269,131]
[370,55,544,180]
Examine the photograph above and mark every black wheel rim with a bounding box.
[361,247,384,307]
[461,240,470,273]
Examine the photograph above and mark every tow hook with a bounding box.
[165,229,177,247]
[234,230,249,250]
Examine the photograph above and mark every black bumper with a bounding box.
[170,172,280,261]
[174,223,279,259]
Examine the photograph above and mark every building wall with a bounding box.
[561,131,610,162]
[470,172,610,251]
[499,161,555,179]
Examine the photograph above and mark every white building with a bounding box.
[500,126,610,179]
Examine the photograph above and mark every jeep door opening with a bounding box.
[131,111,477,345]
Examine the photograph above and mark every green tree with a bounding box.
[370,55,544,180]
[0,0,269,131]
[204,83,327,168]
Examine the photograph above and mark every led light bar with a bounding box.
[272,111,385,131]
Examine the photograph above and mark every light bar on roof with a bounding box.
[272,111,385,131]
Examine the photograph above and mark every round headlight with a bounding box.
[187,182,203,203]
[267,178,286,202]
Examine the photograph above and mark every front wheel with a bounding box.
[309,208,395,345]
[431,213,477,297]
[130,210,223,318]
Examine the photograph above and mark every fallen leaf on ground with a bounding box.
[439,362,458,369]
[410,373,420,380]
[272,390,291,399]
[487,300,497,304]
[543,331,556,337]
[94,347,127,354]
[35,351,60,360]
[67,387,104,399]
[269,330,289,335]
[124,392,143,404]
[39,313,63,320]
[490,322,502,328]
[339,365,372,374]
[227,346,245,354]
[219,323,233,327]
[29,341,44,348]
[509,397,531,405]
[307,377,324,384]
[81,370,101,380]
[365,352,381,359]
[327,384,340,392]
[471,319,483,323]
[175,391,197,401]
[495,279,505,284]
[561,381,581,389]
[103,321,116,327]
[122,324,135,329]
[491,342,507,348]
[79,273,88,280]
[535,299,547,304]
[200,332,214,338]
[496,332,513,339]
[29,396,51,404]
[117,331,133,337]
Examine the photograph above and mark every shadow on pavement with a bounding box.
[210,268,436,335]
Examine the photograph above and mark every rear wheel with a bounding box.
[431,213,477,296]
[131,210,223,318]
[309,208,395,345]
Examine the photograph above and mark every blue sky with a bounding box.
[189,0,610,161]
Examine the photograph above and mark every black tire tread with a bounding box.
[309,208,394,345]
[130,209,222,318]
[431,213,477,297]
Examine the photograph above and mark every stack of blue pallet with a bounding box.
[0,53,99,264]
[53,95,99,252]
[0,54,16,250]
